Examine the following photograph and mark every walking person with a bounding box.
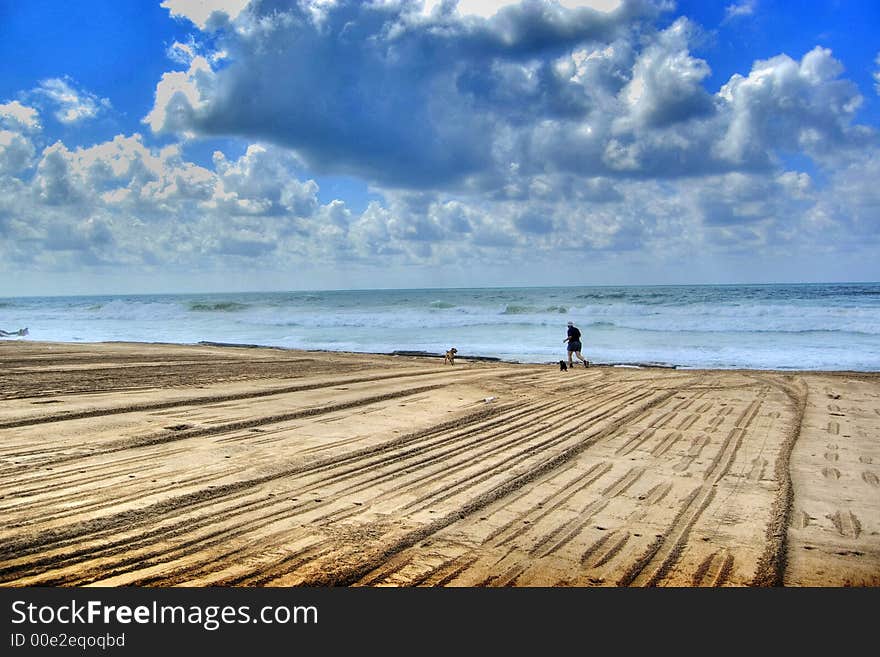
[563,321,589,368]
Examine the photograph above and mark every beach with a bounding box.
[1,340,878,587]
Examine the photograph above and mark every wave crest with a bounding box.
[188,301,249,312]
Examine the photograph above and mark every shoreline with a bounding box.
[6,337,880,375]
[1,340,877,586]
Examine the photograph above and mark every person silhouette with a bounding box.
[563,321,589,368]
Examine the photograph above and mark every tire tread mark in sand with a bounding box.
[350,551,416,586]
[410,555,481,587]
[2,398,572,584]
[265,385,688,586]
[244,380,692,585]
[706,407,732,430]
[600,467,645,498]
[691,550,734,587]
[637,482,673,506]
[749,374,806,587]
[615,427,658,456]
[147,396,562,579]
[8,390,624,580]
[1,446,190,501]
[674,435,710,473]
[4,383,453,470]
[589,532,631,568]
[617,486,708,586]
[621,388,765,586]
[491,463,612,548]
[399,387,657,516]
[1,468,240,530]
[0,403,507,568]
[530,499,610,559]
[4,380,692,586]
[579,533,613,566]
[0,492,273,585]
[652,431,682,457]
[0,368,481,431]
[311,397,582,522]
[1,392,509,533]
[477,562,528,587]
[826,510,862,538]
[703,428,745,482]
[353,548,475,588]
[400,389,654,516]
[342,384,696,584]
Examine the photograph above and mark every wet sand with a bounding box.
[1,340,878,587]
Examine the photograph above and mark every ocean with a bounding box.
[2,283,880,371]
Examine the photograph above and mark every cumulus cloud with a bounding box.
[616,17,713,129]
[145,0,659,187]
[2,0,879,287]
[143,0,871,194]
[34,78,110,124]
[715,47,864,165]
[0,131,36,175]
[161,0,251,29]
[0,101,41,131]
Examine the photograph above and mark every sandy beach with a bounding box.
[1,340,878,587]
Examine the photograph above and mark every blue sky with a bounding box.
[0,0,878,295]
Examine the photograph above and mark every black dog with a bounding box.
[558,360,568,371]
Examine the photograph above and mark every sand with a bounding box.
[0,340,877,587]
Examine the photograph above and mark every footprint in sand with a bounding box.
[789,510,811,530]
[748,457,767,481]
[824,452,839,462]
[822,467,841,480]
[826,510,862,538]
[859,455,873,464]
[861,472,879,488]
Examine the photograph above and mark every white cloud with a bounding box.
[723,1,756,22]
[617,17,712,129]
[2,1,878,288]
[144,57,216,134]
[714,47,863,164]
[420,0,623,18]
[144,0,651,186]
[0,101,41,131]
[161,0,251,29]
[0,131,36,175]
[34,78,110,124]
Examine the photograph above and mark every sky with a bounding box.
[0,0,878,296]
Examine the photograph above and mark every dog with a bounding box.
[558,360,568,371]
[444,347,458,365]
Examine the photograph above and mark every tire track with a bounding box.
[347,379,707,587]
[0,368,495,431]
[619,384,770,586]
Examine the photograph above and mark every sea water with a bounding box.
[2,283,879,371]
